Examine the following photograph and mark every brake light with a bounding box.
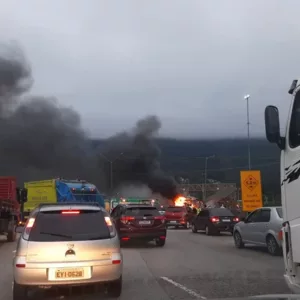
[61,210,80,215]
[210,217,220,222]
[26,218,35,228]
[233,217,240,222]
[111,253,122,264]
[121,237,130,241]
[105,216,113,226]
[120,216,135,224]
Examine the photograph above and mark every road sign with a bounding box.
[240,170,263,212]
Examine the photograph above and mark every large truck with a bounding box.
[0,176,27,242]
[22,178,105,220]
[264,79,300,293]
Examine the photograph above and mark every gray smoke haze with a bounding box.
[0,44,178,198]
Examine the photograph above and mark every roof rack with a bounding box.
[38,202,100,208]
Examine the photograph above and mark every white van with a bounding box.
[265,79,300,293]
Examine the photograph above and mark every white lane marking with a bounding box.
[161,276,207,299]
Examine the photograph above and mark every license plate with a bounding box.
[222,219,230,222]
[170,221,177,224]
[139,220,151,225]
[55,268,84,279]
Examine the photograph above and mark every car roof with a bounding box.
[38,203,104,213]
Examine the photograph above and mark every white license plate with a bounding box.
[55,268,84,280]
[170,221,177,224]
[139,220,151,225]
[222,219,230,222]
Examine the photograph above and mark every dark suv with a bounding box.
[110,204,167,246]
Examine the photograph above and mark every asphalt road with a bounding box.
[0,229,290,300]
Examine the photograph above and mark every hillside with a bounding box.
[93,137,281,199]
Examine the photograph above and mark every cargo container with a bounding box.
[23,178,105,219]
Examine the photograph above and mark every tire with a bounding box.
[191,223,198,233]
[156,238,166,247]
[107,276,122,297]
[234,231,244,249]
[205,225,212,236]
[13,281,28,300]
[266,235,280,256]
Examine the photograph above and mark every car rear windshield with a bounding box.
[209,208,234,216]
[166,207,185,213]
[28,210,110,242]
[276,207,283,218]
[125,207,160,217]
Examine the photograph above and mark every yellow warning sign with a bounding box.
[240,170,263,212]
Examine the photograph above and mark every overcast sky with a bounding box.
[0,0,298,139]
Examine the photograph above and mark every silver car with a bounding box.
[13,203,122,300]
[233,206,283,255]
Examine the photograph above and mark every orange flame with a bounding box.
[174,196,186,207]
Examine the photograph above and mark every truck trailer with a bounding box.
[0,176,26,242]
[23,178,105,219]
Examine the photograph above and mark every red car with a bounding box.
[110,204,166,247]
[165,206,195,229]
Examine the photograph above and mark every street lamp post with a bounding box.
[244,94,251,170]
[203,155,215,202]
[99,152,124,190]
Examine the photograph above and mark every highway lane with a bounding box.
[0,229,290,300]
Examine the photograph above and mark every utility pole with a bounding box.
[244,94,251,170]
[99,152,124,190]
[203,155,215,202]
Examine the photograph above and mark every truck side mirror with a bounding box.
[264,105,284,149]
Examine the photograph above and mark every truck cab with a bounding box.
[265,79,300,293]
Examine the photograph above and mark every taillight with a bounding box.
[233,217,240,222]
[61,210,80,215]
[15,256,26,268]
[104,216,116,237]
[120,216,135,224]
[210,217,220,222]
[26,218,35,228]
[278,229,283,241]
[111,253,122,265]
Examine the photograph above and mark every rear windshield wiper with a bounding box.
[39,231,73,239]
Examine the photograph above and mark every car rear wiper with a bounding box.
[39,231,73,238]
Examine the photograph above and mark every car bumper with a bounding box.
[14,261,122,286]
[166,220,186,226]
[213,223,235,231]
[119,229,167,241]
[284,273,300,294]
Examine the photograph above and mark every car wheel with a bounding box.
[185,221,190,229]
[266,235,280,256]
[205,225,212,235]
[107,276,122,297]
[192,223,198,233]
[13,281,28,300]
[156,238,166,247]
[234,231,244,248]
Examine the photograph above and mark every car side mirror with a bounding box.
[264,105,284,150]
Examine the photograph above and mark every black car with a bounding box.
[191,208,240,235]
[110,204,167,246]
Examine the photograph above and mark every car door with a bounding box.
[252,208,271,244]
[241,209,261,242]
[196,210,209,230]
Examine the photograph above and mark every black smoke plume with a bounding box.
[98,115,178,199]
[0,44,178,199]
[0,44,104,186]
